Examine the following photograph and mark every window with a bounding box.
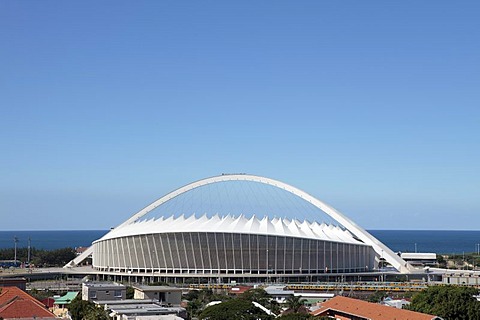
[89,290,97,299]
[114,290,122,298]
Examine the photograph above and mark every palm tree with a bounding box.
[285,295,305,313]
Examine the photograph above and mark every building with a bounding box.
[264,285,295,303]
[54,291,78,307]
[401,253,437,267]
[229,285,253,295]
[68,174,414,281]
[53,291,78,318]
[41,297,56,309]
[0,277,27,290]
[380,297,410,309]
[96,300,186,320]
[311,296,442,320]
[92,214,376,278]
[443,272,480,285]
[82,282,126,302]
[0,286,56,319]
[264,285,333,305]
[133,285,182,306]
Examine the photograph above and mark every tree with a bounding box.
[407,285,480,320]
[199,299,274,320]
[69,295,109,320]
[186,298,203,319]
[437,254,446,268]
[29,288,57,301]
[184,289,229,304]
[285,295,306,314]
[367,291,388,303]
[184,289,231,319]
[126,286,134,299]
[69,296,92,320]
[239,288,271,306]
[0,247,76,267]
[267,299,282,316]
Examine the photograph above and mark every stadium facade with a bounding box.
[68,174,411,282]
[93,215,375,275]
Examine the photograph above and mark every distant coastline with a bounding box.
[0,229,479,254]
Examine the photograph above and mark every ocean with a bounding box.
[0,230,479,254]
[0,230,108,251]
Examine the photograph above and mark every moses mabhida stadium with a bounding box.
[67,174,413,282]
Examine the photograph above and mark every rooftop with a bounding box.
[98,214,365,245]
[83,281,126,288]
[311,296,441,320]
[105,301,185,318]
[133,285,183,292]
[0,286,56,319]
[401,253,437,260]
[54,291,78,305]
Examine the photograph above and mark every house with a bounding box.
[264,285,334,304]
[41,297,56,309]
[82,281,126,302]
[0,286,56,319]
[133,285,183,306]
[75,246,89,256]
[264,285,295,303]
[53,291,79,318]
[54,291,78,307]
[311,296,443,320]
[380,297,410,309]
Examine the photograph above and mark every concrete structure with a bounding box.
[133,285,182,306]
[67,174,413,280]
[401,253,437,267]
[82,281,126,301]
[0,277,27,290]
[443,272,480,285]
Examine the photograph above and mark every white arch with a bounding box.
[67,174,412,273]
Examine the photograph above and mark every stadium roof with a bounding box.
[97,214,365,245]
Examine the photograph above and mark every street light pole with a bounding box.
[13,236,19,266]
[28,237,31,264]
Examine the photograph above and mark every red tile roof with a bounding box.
[0,286,56,319]
[229,286,253,295]
[311,296,440,320]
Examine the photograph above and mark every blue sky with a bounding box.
[1,1,479,230]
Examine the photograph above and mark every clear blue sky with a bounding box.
[1,1,479,230]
